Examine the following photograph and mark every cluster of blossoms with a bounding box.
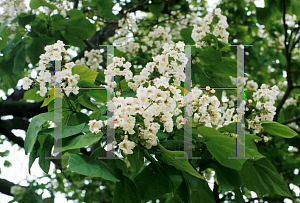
[105,41,187,94]
[113,13,174,57]
[0,0,25,23]
[280,14,297,27]
[22,40,80,97]
[192,8,229,47]
[141,26,173,56]
[247,84,280,134]
[75,49,104,71]
[268,31,285,50]
[0,0,26,39]
[185,87,238,128]
[32,0,72,17]
[283,97,298,108]
[113,13,142,56]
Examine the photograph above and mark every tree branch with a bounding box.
[0,100,47,117]
[274,0,293,121]
[280,115,300,125]
[0,178,20,196]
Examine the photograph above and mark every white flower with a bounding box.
[118,135,136,155]
[37,85,47,97]
[215,8,222,16]
[88,120,103,134]
[22,77,33,90]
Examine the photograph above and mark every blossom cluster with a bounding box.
[75,49,104,71]
[192,8,229,47]
[22,40,80,97]
[283,97,297,109]
[0,0,26,39]
[32,0,72,18]
[247,84,280,134]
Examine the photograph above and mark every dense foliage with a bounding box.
[0,0,300,202]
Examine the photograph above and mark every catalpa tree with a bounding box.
[0,0,300,202]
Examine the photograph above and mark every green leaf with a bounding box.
[18,13,36,28]
[239,158,293,199]
[29,141,40,174]
[180,27,195,45]
[26,37,55,64]
[190,179,216,203]
[58,132,103,152]
[200,34,219,49]
[162,164,183,190]
[148,2,165,18]
[256,7,272,25]
[86,89,107,103]
[197,126,249,170]
[92,0,118,20]
[212,161,241,191]
[158,143,205,180]
[23,88,45,102]
[104,159,128,175]
[25,112,62,155]
[66,10,96,39]
[260,121,298,138]
[30,0,57,10]
[4,160,11,167]
[112,175,140,203]
[134,163,173,200]
[156,130,170,140]
[41,88,54,107]
[39,123,86,139]
[120,90,136,98]
[176,177,190,203]
[13,46,26,74]
[54,10,96,49]
[76,112,90,124]
[68,154,119,181]
[127,148,144,172]
[78,94,102,113]
[72,65,98,84]
[233,189,246,203]
[38,134,54,173]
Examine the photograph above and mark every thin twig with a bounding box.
[280,115,300,125]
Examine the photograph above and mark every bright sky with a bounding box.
[0,0,298,203]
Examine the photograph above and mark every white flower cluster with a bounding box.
[143,26,173,56]
[32,0,72,17]
[105,41,187,93]
[105,81,182,150]
[268,31,285,49]
[246,80,259,91]
[281,14,297,27]
[22,40,80,97]
[0,0,26,39]
[184,87,238,128]
[75,49,103,71]
[192,8,229,47]
[288,122,300,131]
[283,97,297,108]
[152,42,187,85]
[112,13,141,56]
[117,13,139,35]
[0,0,25,23]
[247,84,279,134]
